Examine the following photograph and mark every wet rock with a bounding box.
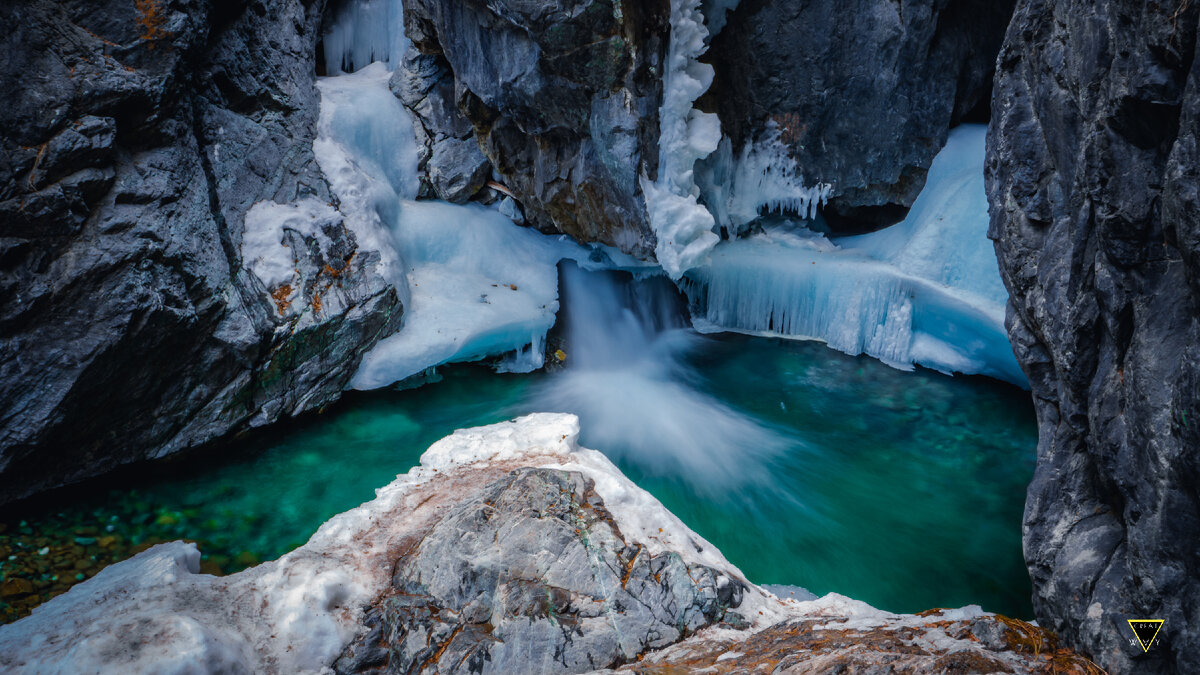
[987,1,1200,672]
[0,579,32,600]
[398,0,669,257]
[390,50,491,202]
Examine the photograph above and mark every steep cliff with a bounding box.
[398,0,1017,246]
[0,0,404,503]
[988,1,1200,671]
[398,0,669,257]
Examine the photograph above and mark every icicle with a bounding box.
[322,0,408,75]
[684,126,1027,386]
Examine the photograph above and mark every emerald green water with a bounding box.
[4,332,1036,620]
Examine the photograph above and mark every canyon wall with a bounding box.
[0,0,404,502]
[987,1,1200,671]
[1,0,1016,499]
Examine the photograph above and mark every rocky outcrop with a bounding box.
[400,0,1018,247]
[0,415,1098,674]
[333,468,744,674]
[0,0,403,503]
[987,1,1200,672]
[705,0,1016,232]
[398,0,669,257]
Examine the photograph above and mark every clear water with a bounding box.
[5,327,1036,620]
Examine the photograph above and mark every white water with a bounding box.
[536,265,794,491]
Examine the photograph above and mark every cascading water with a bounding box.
[535,264,794,492]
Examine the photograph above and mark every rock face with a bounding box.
[389,49,491,204]
[0,414,1097,675]
[334,468,744,674]
[988,1,1200,672]
[398,0,1019,244]
[399,0,670,256]
[706,0,1016,232]
[0,0,403,503]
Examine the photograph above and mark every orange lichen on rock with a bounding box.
[618,610,1106,675]
[270,285,293,314]
[135,0,168,42]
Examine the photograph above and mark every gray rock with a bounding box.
[399,0,668,257]
[987,1,1200,672]
[706,0,1016,232]
[390,49,491,203]
[0,0,404,502]
[333,468,744,674]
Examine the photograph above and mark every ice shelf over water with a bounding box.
[350,200,589,389]
[685,125,1026,385]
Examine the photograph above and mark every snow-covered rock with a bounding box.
[0,415,1089,674]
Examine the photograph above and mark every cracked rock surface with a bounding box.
[334,468,744,674]
[0,414,1098,675]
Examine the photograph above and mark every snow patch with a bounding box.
[0,414,1005,673]
[240,198,340,289]
[314,63,418,293]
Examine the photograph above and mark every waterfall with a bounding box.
[535,264,791,490]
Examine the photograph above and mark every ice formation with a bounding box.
[685,125,1026,385]
[309,63,629,389]
[321,0,408,75]
[349,201,588,389]
[642,0,725,279]
[697,130,833,235]
[314,62,420,291]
